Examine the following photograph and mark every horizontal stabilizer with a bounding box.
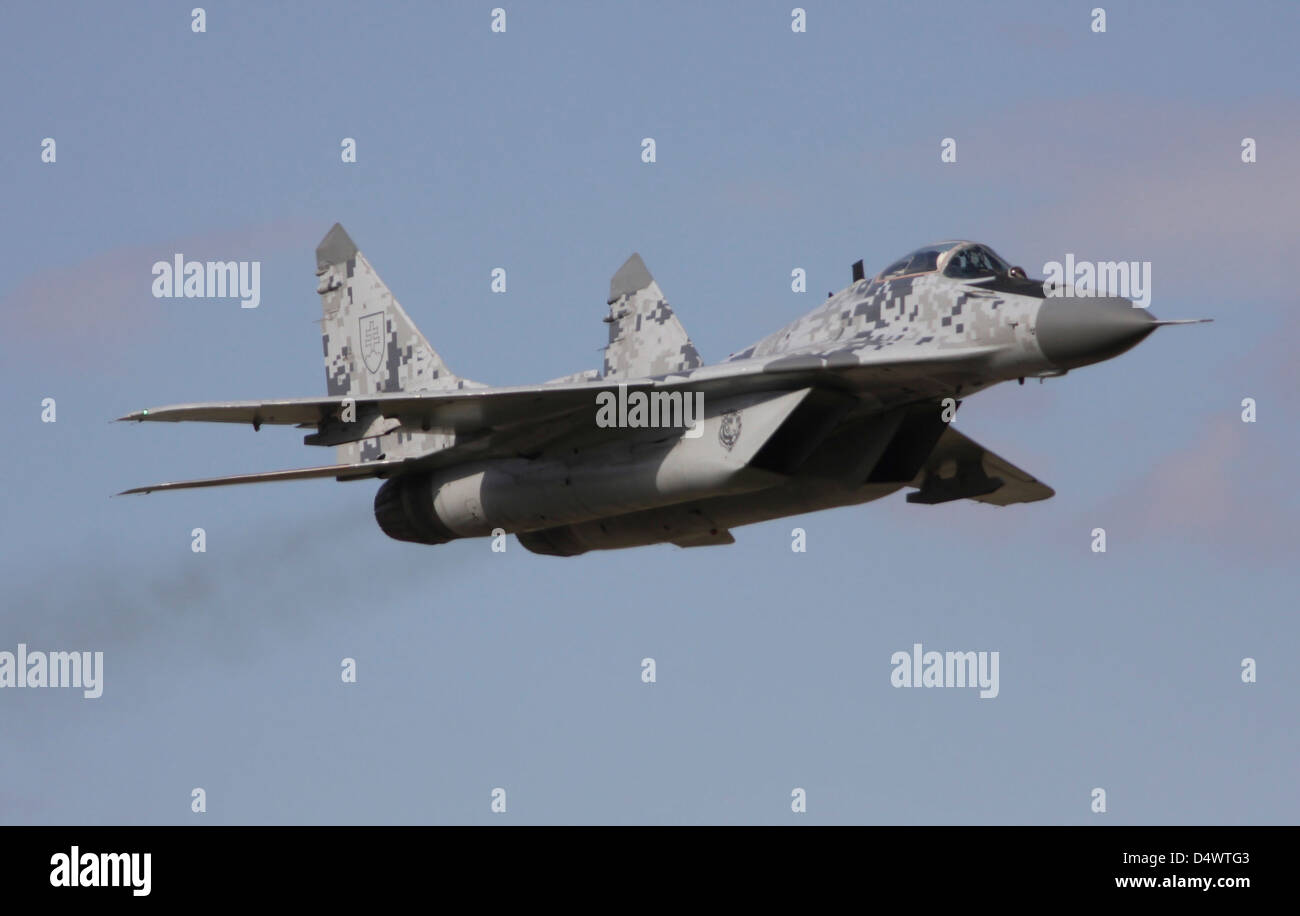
[118,458,410,495]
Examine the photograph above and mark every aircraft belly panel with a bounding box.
[515,479,903,555]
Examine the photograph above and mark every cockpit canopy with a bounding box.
[875,241,1012,282]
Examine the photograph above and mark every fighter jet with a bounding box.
[118,226,1207,555]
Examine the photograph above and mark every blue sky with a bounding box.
[2,0,1296,823]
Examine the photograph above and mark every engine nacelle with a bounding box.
[373,473,457,545]
[372,389,814,546]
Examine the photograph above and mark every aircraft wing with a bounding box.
[117,340,1003,432]
[114,386,615,430]
[118,339,1007,494]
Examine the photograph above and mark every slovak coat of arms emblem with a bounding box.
[359,312,386,374]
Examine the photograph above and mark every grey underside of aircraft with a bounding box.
[118,225,1206,556]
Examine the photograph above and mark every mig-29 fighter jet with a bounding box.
[118,226,1206,555]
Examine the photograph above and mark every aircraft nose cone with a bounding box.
[1036,296,1158,370]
